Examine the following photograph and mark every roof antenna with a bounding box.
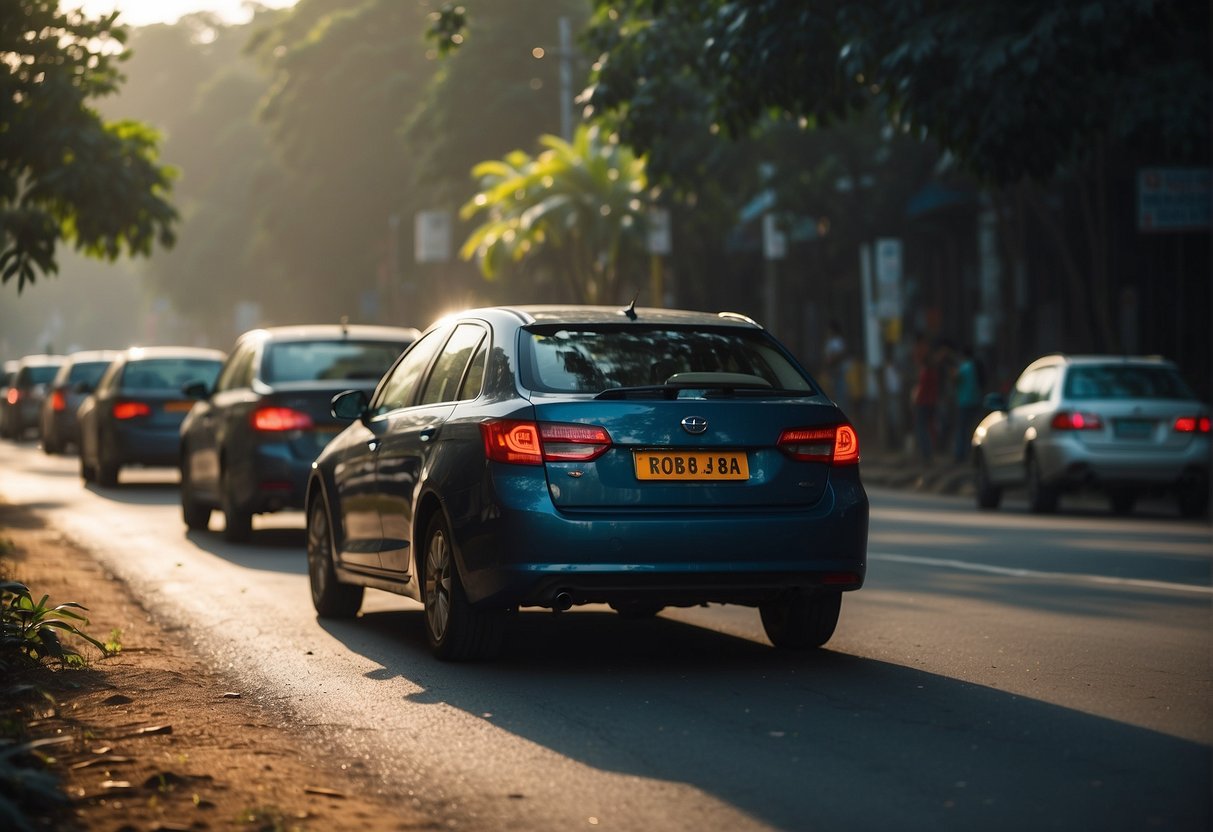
[622,292,639,321]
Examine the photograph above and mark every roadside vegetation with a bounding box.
[1,540,109,832]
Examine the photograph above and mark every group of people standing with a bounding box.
[908,335,985,466]
[821,323,987,468]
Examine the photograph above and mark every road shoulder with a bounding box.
[1,500,422,831]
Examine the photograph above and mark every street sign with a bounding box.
[874,238,902,319]
[415,210,452,263]
[647,208,672,255]
[762,214,786,260]
[1137,168,1211,232]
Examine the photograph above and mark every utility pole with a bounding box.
[558,17,572,140]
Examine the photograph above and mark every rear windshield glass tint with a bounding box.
[521,326,814,394]
[25,366,59,385]
[122,359,222,391]
[1064,365,1196,400]
[68,361,111,386]
[263,340,407,384]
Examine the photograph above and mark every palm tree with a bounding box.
[459,124,648,304]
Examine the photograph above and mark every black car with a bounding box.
[1,354,66,439]
[306,305,869,660]
[179,324,419,541]
[78,347,225,487]
[40,350,120,454]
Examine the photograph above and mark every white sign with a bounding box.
[1138,168,1211,232]
[647,208,672,255]
[415,211,452,263]
[874,237,902,319]
[762,214,786,260]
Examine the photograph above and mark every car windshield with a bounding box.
[67,361,111,386]
[122,359,222,391]
[520,325,815,394]
[263,340,406,384]
[26,366,59,385]
[1064,364,1197,401]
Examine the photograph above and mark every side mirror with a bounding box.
[182,380,209,399]
[331,389,369,421]
[982,392,1008,412]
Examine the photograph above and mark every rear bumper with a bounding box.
[113,428,180,467]
[230,443,314,514]
[452,473,869,608]
[1036,438,1210,490]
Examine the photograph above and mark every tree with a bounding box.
[0,2,177,291]
[459,124,649,304]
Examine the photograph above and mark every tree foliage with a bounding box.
[460,124,649,304]
[0,1,177,291]
[579,0,1210,186]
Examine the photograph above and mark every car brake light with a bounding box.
[113,401,151,420]
[251,406,314,432]
[481,420,612,465]
[5,389,18,405]
[778,424,860,465]
[1051,411,1103,430]
[50,390,67,412]
[1174,416,1211,434]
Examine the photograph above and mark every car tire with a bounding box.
[1177,486,1210,519]
[220,470,253,543]
[760,591,842,650]
[80,454,95,484]
[96,455,120,488]
[1108,488,1136,516]
[422,512,503,661]
[973,451,1002,510]
[1025,453,1058,514]
[306,497,363,618]
[180,457,212,531]
[42,432,59,455]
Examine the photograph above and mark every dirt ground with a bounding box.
[1,501,435,831]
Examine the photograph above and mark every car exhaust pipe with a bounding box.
[553,591,573,612]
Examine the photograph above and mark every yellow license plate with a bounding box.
[634,451,749,481]
[164,401,196,413]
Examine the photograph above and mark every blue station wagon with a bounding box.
[306,305,869,660]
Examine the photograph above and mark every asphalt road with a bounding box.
[1,440,1209,831]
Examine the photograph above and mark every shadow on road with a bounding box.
[318,607,1211,832]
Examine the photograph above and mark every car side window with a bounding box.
[418,324,487,406]
[458,339,489,401]
[370,328,448,417]
[1034,367,1059,402]
[1008,370,1038,409]
[215,345,255,393]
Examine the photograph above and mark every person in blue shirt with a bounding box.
[952,346,983,462]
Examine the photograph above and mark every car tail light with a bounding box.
[5,388,19,405]
[1174,416,1211,434]
[251,406,315,432]
[113,401,151,420]
[481,420,612,465]
[778,424,860,465]
[50,390,67,412]
[1050,411,1103,430]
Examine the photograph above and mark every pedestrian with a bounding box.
[911,343,940,465]
[952,346,982,463]
[823,319,850,413]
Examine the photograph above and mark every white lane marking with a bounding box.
[870,552,1213,595]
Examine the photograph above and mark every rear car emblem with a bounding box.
[681,416,708,435]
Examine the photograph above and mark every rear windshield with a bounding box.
[23,365,60,385]
[1064,365,1196,400]
[121,359,222,391]
[67,361,111,386]
[520,326,815,394]
[263,340,408,384]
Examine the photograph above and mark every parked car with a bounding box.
[1,354,66,439]
[305,305,869,660]
[179,324,419,541]
[40,350,120,454]
[972,354,1210,516]
[78,346,225,487]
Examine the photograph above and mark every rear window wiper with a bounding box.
[595,373,814,400]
